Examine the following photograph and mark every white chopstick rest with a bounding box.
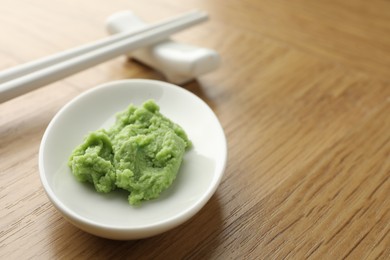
[106,11,220,84]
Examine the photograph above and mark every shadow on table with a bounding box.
[49,193,224,259]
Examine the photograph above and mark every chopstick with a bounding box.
[0,10,208,103]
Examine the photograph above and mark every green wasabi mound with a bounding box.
[68,100,191,206]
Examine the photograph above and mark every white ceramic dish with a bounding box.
[39,79,227,240]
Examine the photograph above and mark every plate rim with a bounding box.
[38,79,227,236]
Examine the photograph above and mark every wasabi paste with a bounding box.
[68,100,191,206]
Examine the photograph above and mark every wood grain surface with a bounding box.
[1,0,390,259]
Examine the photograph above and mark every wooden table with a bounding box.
[1,0,390,259]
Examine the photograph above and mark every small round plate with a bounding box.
[39,79,227,240]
